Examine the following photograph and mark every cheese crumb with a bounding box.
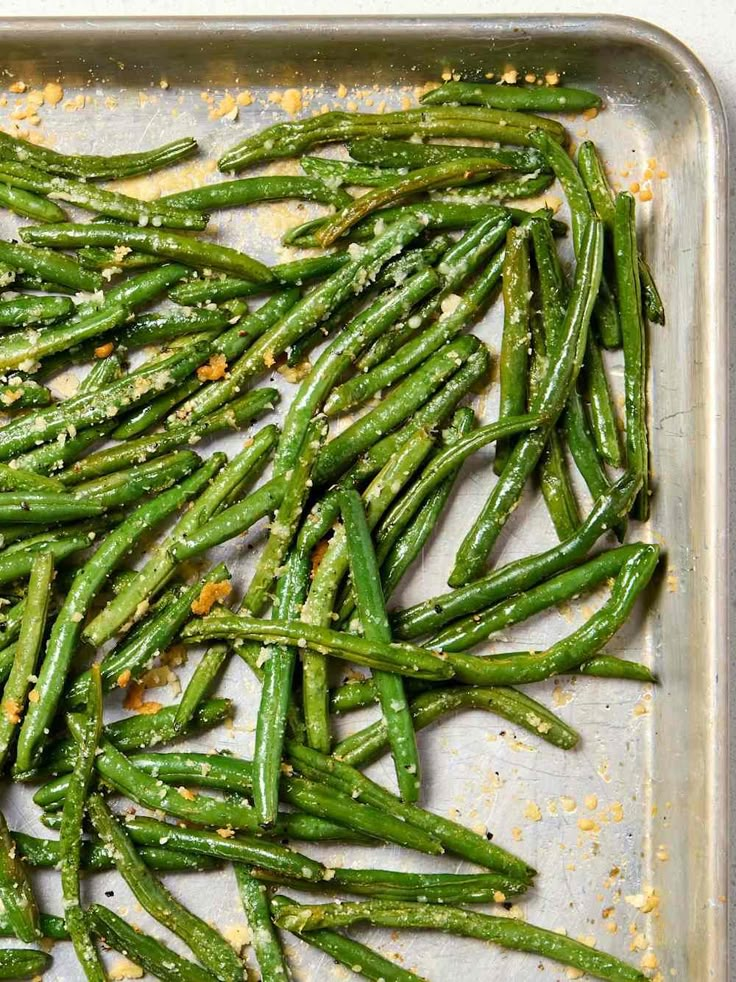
[191,579,232,616]
[523,801,542,822]
[197,353,228,381]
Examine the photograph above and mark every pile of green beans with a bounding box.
[0,76,662,982]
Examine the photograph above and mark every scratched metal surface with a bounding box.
[0,16,728,982]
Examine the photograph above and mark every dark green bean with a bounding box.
[168,254,347,306]
[0,379,52,409]
[182,613,453,681]
[0,240,101,292]
[286,741,533,878]
[119,307,229,347]
[0,552,53,768]
[0,810,39,941]
[84,426,277,646]
[13,458,220,772]
[0,949,51,979]
[270,895,427,982]
[273,900,646,982]
[334,684,579,768]
[88,904,218,982]
[348,137,548,172]
[0,531,91,586]
[445,545,659,685]
[0,160,207,228]
[495,225,531,472]
[341,488,420,801]
[613,192,650,519]
[302,154,409,186]
[60,668,105,980]
[88,795,244,982]
[71,448,199,509]
[162,174,351,210]
[0,294,73,327]
[21,223,272,284]
[450,218,603,585]
[13,832,222,873]
[0,340,215,461]
[0,178,67,221]
[422,80,602,112]
[0,131,198,179]
[392,470,641,639]
[218,106,565,172]
[234,868,289,981]
[0,912,67,941]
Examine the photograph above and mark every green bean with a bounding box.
[0,949,51,979]
[302,154,409,187]
[118,307,229,347]
[0,240,101,292]
[276,267,439,477]
[529,215,619,521]
[234,868,289,981]
[286,741,533,878]
[13,832,222,873]
[80,262,190,316]
[0,810,39,941]
[13,460,219,772]
[613,192,650,520]
[88,904,218,982]
[0,339,215,461]
[0,294,73,327]
[431,544,643,651]
[78,245,162,271]
[0,177,66,221]
[393,470,640,639]
[184,218,427,428]
[88,795,244,982]
[326,228,507,417]
[0,531,91,586]
[285,199,565,248]
[168,254,347,306]
[122,816,326,881]
[18,698,233,782]
[435,170,554,204]
[495,225,531,472]
[21,223,273,284]
[450,218,603,585]
[0,553,52,768]
[162,174,351,210]
[0,161,207,229]
[60,668,105,980]
[315,335,479,488]
[270,862,530,902]
[172,643,229,737]
[244,416,327,616]
[273,900,646,982]
[270,895,427,982]
[0,131,198,179]
[109,374,204,439]
[341,488,421,801]
[348,137,548,173]
[218,106,565,172]
[0,489,107,523]
[183,613,453,681]
[335,684,578,769]
[422,79,602,113]
[578,655,656,682]
[378,410,475,602]
[60,388,278,485]
[67,562,230,705]
[446,545,659,685]
[529,130,623,442]
[316,158,513,246]
[350,344,490,487]
[302,431,435,751]
[577,140,664,325]
[168,478,282,561]
[84,426,277,646]
[0,911,67,941]
[0,302,128,373]
[71,448,199,509]
[0,379,50,409]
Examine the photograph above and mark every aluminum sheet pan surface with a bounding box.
[0,16,728,981]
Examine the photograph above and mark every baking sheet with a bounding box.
[0,15,728,981]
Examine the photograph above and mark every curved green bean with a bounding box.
[162,174,351,210]
[422,80,602,112]
[0,949,51,979]
[348,137,548,172]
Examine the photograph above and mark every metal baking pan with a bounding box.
[0,15,728,981]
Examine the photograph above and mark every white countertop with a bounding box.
[1,0,734,970]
